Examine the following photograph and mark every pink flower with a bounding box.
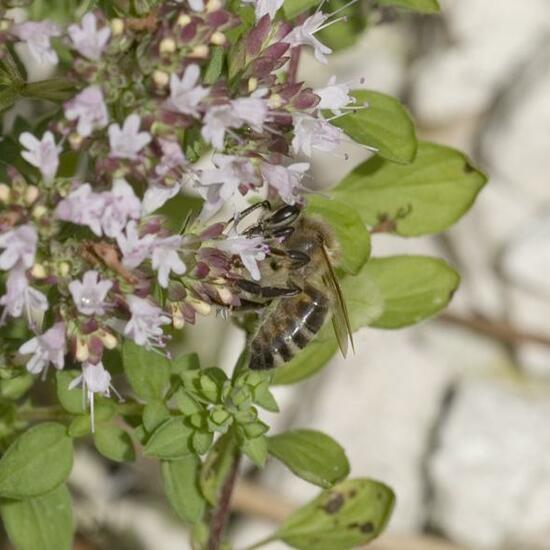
[68,13,111,61]
[201,105,240,150]
[315,76,354,115]
[116,221,156,268]
[0,224,37,270]
[64,85,109,137]
[151,236,186,288]
[55,183,105,236]
[231,97,268,132]
[69,271,113,316]
[261,162,309,205]
[0,264,48,328]
[155,139,187,178]
[108,114,152,160]
[217,234,267,281]
[168,65,210,116]
[124,295,170,349]
[19,131,61,183]
[12,20,61,65]
[242,0,284,19]
[284,12,332,64]
[19,322,66,374]
[292,113,344,156]
[101,179,141,238]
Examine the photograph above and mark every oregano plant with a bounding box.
[0,0,486,549]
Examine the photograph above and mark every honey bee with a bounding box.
[232,201,354,370]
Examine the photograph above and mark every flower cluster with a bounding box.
[0,1,358,423]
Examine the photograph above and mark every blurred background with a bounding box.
[8,0,550,549]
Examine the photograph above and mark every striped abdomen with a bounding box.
[249,284,329,370]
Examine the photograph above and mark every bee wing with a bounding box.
[321,243,354,357]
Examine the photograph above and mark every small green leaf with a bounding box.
[56,371,83,414]
[330,90,417,164]
[143,399,171,432]
[276,478,395,549]
[332,142,487,236]
[161,456,206,524]
[306,195,371,275]
[171,352,200,377]
[122,341,170,401]
[175,388,203,415]
[93,424,135,463]
[22,78,76,102]
[363,255,460,328]
[144,418,193,459]
[241,434,268,467]
[0,373,34,400]
[377,0,440,13]
[283,0,319,19]
[0,423,73,499]
[0,485,74,550]
[200,431,238,506]
[68,415,92,438]
[268,429,349,488]
[203,46,225,85]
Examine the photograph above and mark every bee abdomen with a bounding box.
[248,284,329,370]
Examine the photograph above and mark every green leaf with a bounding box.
[203,46,225,85]
[122,341,170,401]
[283,0,320,19]
[330,90,417,164]
[0,373,34,400]
[332,141,487,236]
[0,423,73,499]
[276,478,395,549]
[241,434,268,468]
[306,195,371,275]
[144,418,193,459]
[200,431,238,506]
[56,371,83,414]
[0,485,74,550]
[268,429,349,488]
[363,255,459,328]
[316,0,367,52]
[143,399,171,432]
[161,456,205,524]
[93,424,135,463]
[377,0,440,13]
[171,352,200,377]
[22,78,76,102]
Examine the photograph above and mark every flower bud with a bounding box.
[160,37,177,54]
[31,263,47,279]
[268,94,282,109]
[171,303,185,329]
[25,185,39,206]
[111,18,124,35]
[69,132,83,149]
[248,78,258,93]
[97,329,117,350]
[0,19,11,32]
[206,0,222,12]
[58,262,70,277]
[153,70,170,88]
[32,205,48,219]
[76,336,90,362]
[190,45,209,58]
[217,287,233,305]
[210,31,226,46]
[187,297,212,316]
[177,14,191,26]
[0,183,10,203]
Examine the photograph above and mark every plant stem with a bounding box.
[208,450,241,550]
[18,406,69,420]
[242,535,277,550]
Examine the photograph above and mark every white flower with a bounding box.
[116,221,156,268]
[19,131,61,183]
[155,139,187,178]
[68,13,111,61]
[151,236,186,288]
[0,224,37,270]
[101,179,141,238]
[231,97,268,132]
[201,105,240,150]
[69,361,114,432]
[64,85,109,137]
[12,21,61,65]
[315,76,354,115]
[0,264,48,328]
[261,162,309,205]
[292,113,344,156]
[108,114,152,160]
[284,12,332,64]
[217,234,267,281]
[188,0,204,10]
[124,295,170,349]
[168,65,210,116]
[142,182,181,215]
[55,183,105,236]
[69,270,113,316]
[242,0,284,19]
[19,322,66,375]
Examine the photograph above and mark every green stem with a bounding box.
[242,535,278,550]
[18,406,69,421]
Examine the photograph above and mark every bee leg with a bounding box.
[231,298,268,311]
[229,200,272,231]
[236,279,301,298]
[269,248,310,269]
